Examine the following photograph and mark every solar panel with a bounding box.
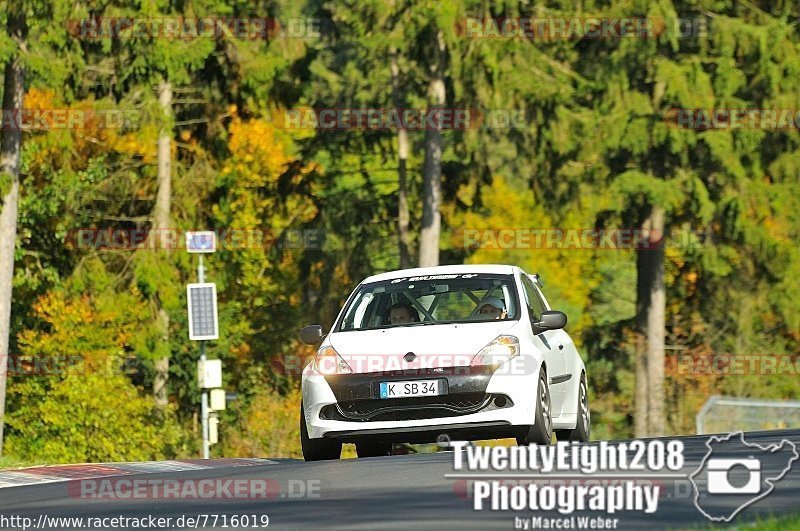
[187,283,219,340]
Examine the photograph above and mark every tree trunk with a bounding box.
[390,49,412,269]
[645,207,666,435]
[0,10,27,456]
[636,206,666,436]
[152,80,172,409]
[633,333,648,438]
[397,128,412,268]
[418,30,446,268]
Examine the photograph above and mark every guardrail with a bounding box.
[696,395,800,434]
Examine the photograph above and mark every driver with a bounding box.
[387,302,420,325]
[478,296,507,320]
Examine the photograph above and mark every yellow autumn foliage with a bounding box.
[223,387,304,458]
[217,117,317,232]
[23,87,56,110]
[16,289,145,374]
[447,176,599,338]
[225,117,294,185]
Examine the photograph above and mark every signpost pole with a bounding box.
[200,351,209,459]
[186,232,218,460]
[198,253,210,459]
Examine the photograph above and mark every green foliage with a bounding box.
[6,371,185,463]
[745,512,800,531]
[5,278,189,463]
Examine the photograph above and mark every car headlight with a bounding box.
[470,335,520,367]
[313,345,353,375]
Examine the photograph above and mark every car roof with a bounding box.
[362,264,520,284]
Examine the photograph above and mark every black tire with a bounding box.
[516,367,553,445]
[300,402,342,461]
[355,440,392,458]
[555,373,590,443]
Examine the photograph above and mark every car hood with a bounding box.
[327,321,517,374]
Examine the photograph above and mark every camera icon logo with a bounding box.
[690,432,798,522]
[706,458,761,494]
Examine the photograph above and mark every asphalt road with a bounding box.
[1,429,799,530]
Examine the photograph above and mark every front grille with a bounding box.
[320,393,513,422]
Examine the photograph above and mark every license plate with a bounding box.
[379,379,441,399]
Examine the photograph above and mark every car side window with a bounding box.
[532,284,550,313]
[521,276,546,321]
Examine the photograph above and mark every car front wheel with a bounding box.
[516,367,553,445]
[555,373,590,442]
[300,402,342,461]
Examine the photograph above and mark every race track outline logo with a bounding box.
[689,432,798,522]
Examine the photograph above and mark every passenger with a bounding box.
[478,296,507,320]
[388,302,420,325]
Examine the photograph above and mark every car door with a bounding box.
[520,274,566,417]
[532,279,583,417]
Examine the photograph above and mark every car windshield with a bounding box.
[336,273,519,331]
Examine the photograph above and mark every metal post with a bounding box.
[200,342,209,459]
[198,254,209,459]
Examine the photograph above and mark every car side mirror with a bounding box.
[533,311,567,332]
[300,325,324,345]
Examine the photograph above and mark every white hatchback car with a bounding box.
[299,264,590,460]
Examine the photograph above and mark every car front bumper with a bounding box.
[301,362,541,442]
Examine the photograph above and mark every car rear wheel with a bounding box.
[516,367,553,445]
[355,441,392,458]
[300,402,342,461]
[555,373,590,443]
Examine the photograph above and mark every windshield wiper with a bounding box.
[407,319,460,326]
